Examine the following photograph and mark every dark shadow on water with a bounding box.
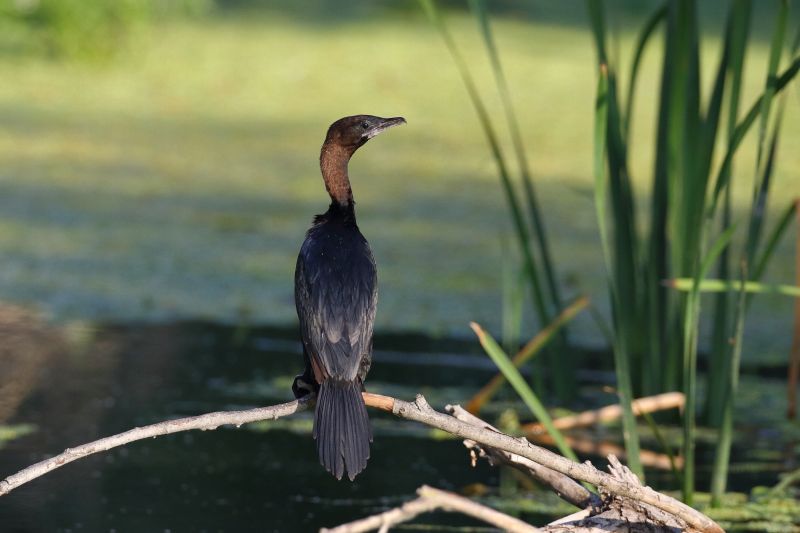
[0,312,501,532]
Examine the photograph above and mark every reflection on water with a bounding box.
[0,304,795,532]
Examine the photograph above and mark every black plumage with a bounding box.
[293,115,405,481]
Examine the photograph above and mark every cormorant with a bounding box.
[293,114,406,481]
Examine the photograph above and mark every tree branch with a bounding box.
[521,391,685,433]
[446,404,601,510]
[320,495,439,533]
[0,396,313,496]
[376,393,723,533]
[321,485,541,533]
[1,392,723,533]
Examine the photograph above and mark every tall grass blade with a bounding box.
[789,200,800,419]
[665,0,701,279]
[709,8,796,465]
[690,1,736,432]
[647,0,676,393]
[584,0,798,503]
[680,217,737,504]
[590,57,643,479]
[746,0,789,268]
[467,0,562,313]
[710,266,748,506]
[470,322,577,462]
[746,113,784,269]
[623,3,667,142]
[652,1,706,495]
[641,410,681,483]
[467,297,589,414]
[501,246,524,356]
[593,64,612,270]
[754,197,798,282]
[467,0,573,399]
[746,15,798,275]
[706,0,752,429]
[753,0,789,191]
[710,54,800,214]
[417,0,559,380]
[654,2,704,423]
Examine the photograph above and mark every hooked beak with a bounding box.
[365,116,407,139]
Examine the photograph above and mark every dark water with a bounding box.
[0,321,503,533]
[0,318,795,532]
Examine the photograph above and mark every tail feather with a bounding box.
[313,379,372,481]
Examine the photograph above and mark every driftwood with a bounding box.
[447,404,601,510]
[0,392,723,533]
[541,456,690,532]
[529,432,681,470]
[329,460,688,533]
[321,485,541,533]
[522,392,685,434]
[523,392,685,471]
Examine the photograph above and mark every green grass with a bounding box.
[0,8,796,360]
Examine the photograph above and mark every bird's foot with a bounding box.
[292,374,317,399]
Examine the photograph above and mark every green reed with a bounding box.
[588,0,799,503]
[418,0,575,402]
[420,0,800,504]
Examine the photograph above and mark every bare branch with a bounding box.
[446,404,601,510]
[321,485,541,533]
[419,485,541,532]
[0,397,313,496]
[383,394,723,533]
[319,495,438,533]
[1,392,722,533]
[529,432,681,470]
[522,392,685,433]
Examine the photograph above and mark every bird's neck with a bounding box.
[320,142,354,207]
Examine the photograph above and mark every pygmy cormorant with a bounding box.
[293,114,406,481]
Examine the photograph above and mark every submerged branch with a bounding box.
[368,393,720,533]
[321,485,541,533]
[522,392,685,433]
[446,404,600,510]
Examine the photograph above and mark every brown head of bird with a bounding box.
[320,115,406,206]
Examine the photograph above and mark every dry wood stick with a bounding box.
[321,485,541,533]
[1,392,723,533]
[522,392,685,433]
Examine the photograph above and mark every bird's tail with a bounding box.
[313,378,372,481]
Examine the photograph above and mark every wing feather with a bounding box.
[295,225,377,382]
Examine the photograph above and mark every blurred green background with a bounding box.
[1,1,799,531]
[0,1,796,348]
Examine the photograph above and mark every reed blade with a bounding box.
[709,54,800,215]
[467,297,589,415]
[623,3,667,142]
[589,49,643,479]
[788,200,800,420]
[417,0,559,380]
[755,201,798,284]
[710,265,748,506]
[467,0,573,399]
[706,0,752,429]
[470,322,577,462]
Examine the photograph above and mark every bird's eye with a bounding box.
[360,121,369,129]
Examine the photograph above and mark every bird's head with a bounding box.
[323,115,406,152]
